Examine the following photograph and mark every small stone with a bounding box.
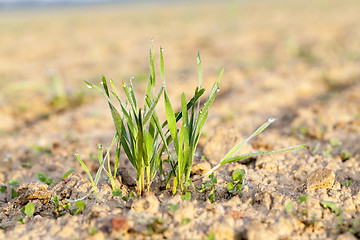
[131,194,159,214]
[306,168,335,190]
[111,217,129,232]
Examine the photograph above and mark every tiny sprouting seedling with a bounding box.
[88,227,99,235]
[36,172,54,185]
[206,233,215,240]
[61,168,74,180]
[285,201,294,213]
[17,216,26,224]
[51,195,70,217]
[0,184,7,194]
[11,189,19,199]
[75,138,117,198]
[340,150,351,161]
[329,138,341,147]
[299,194,308,204]
[112,188,122,197]
[70,200,86,215]
[181,218,191,225]
[9,179,20,187]
[196,173,217,202]
[350,219,360,236]
[23,202,35,217]
[343,180,352,187]
[122,191,136,202]
[321,201,342,215]
[181,191,191,201]
[226,169,246,197]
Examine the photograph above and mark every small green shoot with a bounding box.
[0,184,7,193]
[112,189,122,197]
[227,169,246,197]
[11,189,19,199]
[122,191,136,202]
[299,194,308,204]
[321,201,342,215]
[181,191,191,201]
[36,172,54,185]
[343,180,352,187]
[23,202,35,217]
[206,233,215,240]
[9,179,20,187]
[17,217,26,224]
[329,138,341,147]
[166,203,180,212]
[350,219,360,236]
[340,150,351,161]
[285,201,294,213]
[196,173,217,202]
[61,168,74,179]
[181,218,190,224]
[89,227,99,235]
[71,200,86,215]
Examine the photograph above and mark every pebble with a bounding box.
[306,168,335,190]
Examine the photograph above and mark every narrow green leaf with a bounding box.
[62,168,74,179]
[143,86,164,125]
[164,90,179,152]
[75,154,96,190]
[221,118,276,162]
[160,47,165,84]
[220,144,306,165]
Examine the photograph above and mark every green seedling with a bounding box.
[122,191,136,202]
[70,200,86,215]
[88,227,99,235]
[181,191,191,201]
[11,189,18,199]
[285,201,294,213]
[181,218,190,224]
[36,172,54,185]
[17,216,26,224]
[166,203,180,212]
[206,233,215,240]
[321,201,342,215]
[23,202,35,217]
[343,180,352,187]
[299,194,308,204]
[196,173,217,202]
[0,185,7,193]
[75,138,117,198]
[329,138,341,147]
[61,168,74,179]
[9,179,20,187]
[227,169,246,197]
[350,219,360,236]
[51,195,70,217]
[340,150,351,161]
[112,189,122,197]
[163,51,219,194]
[85,47,167,196]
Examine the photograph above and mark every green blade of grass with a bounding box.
[164,90,179,152]
[221,144,306,165]
[143,86,164,125]
[160,47,165,85]
[75,154,96,190]
[221,118,275,162]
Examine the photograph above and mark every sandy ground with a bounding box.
[0,1,360,239]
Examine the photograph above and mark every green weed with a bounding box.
[196,173,217,202]
[226,169,246,197]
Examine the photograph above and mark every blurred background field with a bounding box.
[0,0,359,133]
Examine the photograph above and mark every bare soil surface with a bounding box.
[1,1,360,239]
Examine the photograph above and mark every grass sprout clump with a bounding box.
[79,43,305,197]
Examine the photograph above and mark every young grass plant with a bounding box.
[163,51,222,194]
[84,46,168,196]
[80,43,305,198]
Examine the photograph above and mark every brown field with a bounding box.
[1,0,360,239]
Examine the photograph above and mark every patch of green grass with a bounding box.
[196,173,217,202]
[321,201,342,215]
[227,169,246,197]
[79,43,305,198]
[36,172,54,185]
